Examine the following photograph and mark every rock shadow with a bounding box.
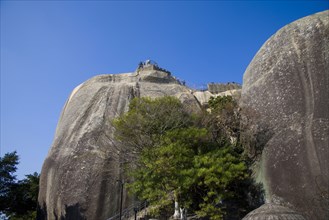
[37,202,86,220]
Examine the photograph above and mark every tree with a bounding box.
[127,127,209,216]
[0,151,40,220]
[113,96,193,161]
[127,128,249,219]
[113,96,195,216]
[206,95,241,144]
[204,96,264,218]
[113,96,263,219]
[0,151,19,199]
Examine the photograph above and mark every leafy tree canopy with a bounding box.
[0,151,39,220]
[113,96,193,160]
[113,96,264,219]
[0,151,18,196]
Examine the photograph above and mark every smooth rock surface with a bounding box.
[193,89,240,105]
[241,11,329,219]
[242,203,306,220]
[37,70,201,220]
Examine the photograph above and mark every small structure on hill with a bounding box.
[207,82,241,94]
[137,60,171,75]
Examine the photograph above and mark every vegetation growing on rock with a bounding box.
[113,96,264,219]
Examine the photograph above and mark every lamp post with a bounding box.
[133,207,138,220]
[117,180,124,220]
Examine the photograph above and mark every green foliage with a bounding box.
[128,127,209,209]
[208,95,235,110]
[0,152,39,220]
[113,96,193,161]
[113,96,264,219]
[0,151,19,196]
[193,145,247,219]
[206,96,240,144]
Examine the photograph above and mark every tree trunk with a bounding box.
[180,208,187,220]
[173,201,180,219]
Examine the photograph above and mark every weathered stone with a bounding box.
[242,203,306,220]
[240,10,329,219]
[193,89,241,105]
[207,82,241,94]
[38,69,201,220]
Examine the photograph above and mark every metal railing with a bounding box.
[107,201,147,220]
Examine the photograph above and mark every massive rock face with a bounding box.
[242,203,306,220]
[37,69,201,220]
[241,10,328,219]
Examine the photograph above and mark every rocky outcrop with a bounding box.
[240,10,329,219]
[193,89,240,106]
[242,203,306,220]
[207,82,241,94]
[37,69,201,220]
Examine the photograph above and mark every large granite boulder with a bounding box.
[242,203,306,220]
[37,68,201,220]
[241,10,329,219]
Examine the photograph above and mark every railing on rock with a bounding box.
[107,201,147,220]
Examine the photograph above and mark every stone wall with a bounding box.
[207,82,241,94]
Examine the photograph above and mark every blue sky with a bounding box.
[1,0,328,179]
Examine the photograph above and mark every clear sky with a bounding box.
[1,0,328,179]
